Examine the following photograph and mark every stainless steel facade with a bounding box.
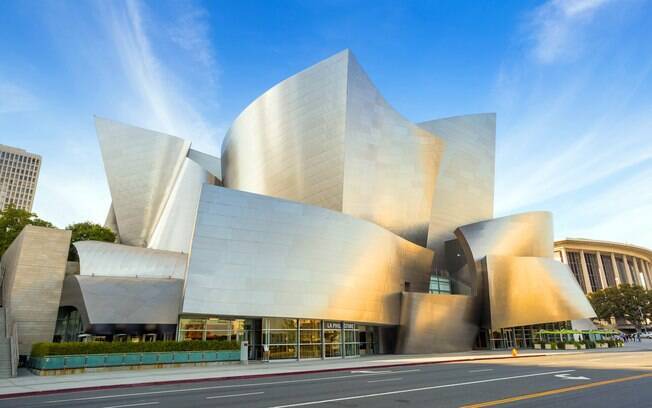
[75,241,187,279]
[60,275,183,328]
[182,185,433,325]
[419,114,496,266]
[397,292,479,354]
[455,212,595,330]
[222,50,443,246]
[4,49,598,357]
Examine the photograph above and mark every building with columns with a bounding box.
[554,238,652,294]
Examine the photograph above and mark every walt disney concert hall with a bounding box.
[57,50,595,359]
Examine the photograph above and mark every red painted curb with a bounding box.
[0,353,546,400]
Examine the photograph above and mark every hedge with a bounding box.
[31,340,240,357]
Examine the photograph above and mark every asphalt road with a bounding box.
[2,350,652,408]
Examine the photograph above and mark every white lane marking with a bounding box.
[103,402,159,408]
[351,370,391,374]
[206,391,264,399]
[265,370,576,408]
[555,373,590,380]
[468,369,493,373]
[367,377,402,383]
[45,369,423,404]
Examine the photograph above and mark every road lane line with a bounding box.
[103,402,159,408]
[367,378,402,383]
[469,369,493,373]
[265,369,575,408]
[44,369,424,404]
[206,391,264,399]
[460,372,652,407]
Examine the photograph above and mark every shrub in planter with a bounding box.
[556,341,566,350]
[31,340,240,358]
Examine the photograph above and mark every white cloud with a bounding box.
[526,0,613,63]
[0,82,39,113]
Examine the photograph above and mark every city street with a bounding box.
[2,349,651,407]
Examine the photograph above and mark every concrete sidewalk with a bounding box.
[0,345,648,398]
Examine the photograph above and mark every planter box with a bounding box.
[30,349,240,372]
[544,344,553,350]
[596,343,608,348]
[563,344,577,350]
[534,344,542,350]
[579,344,586,349]
[64,355,86,368]
[86,355,106,368]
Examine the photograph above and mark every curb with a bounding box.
[0,353,548,400]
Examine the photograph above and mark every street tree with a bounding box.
[0,205,54,258]
[66,222,116,260]
[587,284,652,332]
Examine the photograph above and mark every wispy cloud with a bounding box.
[0,82,39,113]
[99,0,222,154]
[526,0,613,63]
[495,0,652,247]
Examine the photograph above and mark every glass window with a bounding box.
[615,257,627,284]
[600,254,616,287]
[566,252,586,292]
[584,253,602,292]
[324,321,342,358]
[343,322,360,357]
[627,259,639,285]
[299,319,321,359]
[263,318,298,360]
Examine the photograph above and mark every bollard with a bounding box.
[240,341,249,365]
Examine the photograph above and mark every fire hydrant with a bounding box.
[511,348,518,357]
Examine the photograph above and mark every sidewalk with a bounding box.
[0,345,647,398]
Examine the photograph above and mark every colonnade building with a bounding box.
[0,50,596,359]
[554,238,652,292]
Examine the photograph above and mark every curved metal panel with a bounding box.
[187,148,222,181]
[221,50,349,211]
[485,255,596,329]
[456,211,554,264]
[95,117,190,246]
[60,275,183,327]
[147,158,209,253]
[396,292,479,354]
[221,50,443,246]
[75,241,187,279]
[182,185,434,325]
[341,53,443,246]
[418,113,495,266]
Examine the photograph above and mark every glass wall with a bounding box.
[299,319,322,359]
[429,276,452,294]
[178,317,250,342]
[180,316,378,360]
[324,322,342,358]
[344,323,360,357]
[53,306,83,342]
[566,252,586,291]
[263,318,298,360]
[600,254,616,287]
[584,253,602,292]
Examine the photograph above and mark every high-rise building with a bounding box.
[0,144,41,212]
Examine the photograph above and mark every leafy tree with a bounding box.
[588,284,652,332]
[66,222,116,261]
[0,204,54,258]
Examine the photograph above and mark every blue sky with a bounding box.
[1,0,651,248]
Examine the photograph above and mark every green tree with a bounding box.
[588,284,652,332]
[0,205,54,258]
[66,222,116,260]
